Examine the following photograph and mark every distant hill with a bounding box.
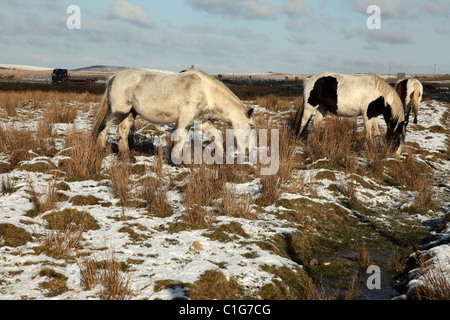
[72,65,176,74]
[71,65,129,73]
[0,64,53,71]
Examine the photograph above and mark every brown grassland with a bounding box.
[0,74,449,300]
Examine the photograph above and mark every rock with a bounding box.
[309,258,321,266]
[163,238,180,246]
[189,241,203,252]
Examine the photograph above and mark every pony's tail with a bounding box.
[290,96,304,136]
[92,75,115,141]
[411,82,422,124]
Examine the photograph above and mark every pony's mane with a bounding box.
[191,69,245,107]
[371,74,404,123]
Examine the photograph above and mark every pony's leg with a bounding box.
[368,117,379,138]
[96,114,115,150]
[312,104,327,129]
[117,113,136,159]
[364,116,378,141]
[298,104,317,136]
[173,116,195,158]
[202,121,223,149]
[412,104,419,124]
[202,121,224,162]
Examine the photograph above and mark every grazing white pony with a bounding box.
[292,72,407,154]
[92,67,255,158]
[395,78,423,124]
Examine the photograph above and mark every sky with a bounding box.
[0,0,449,74]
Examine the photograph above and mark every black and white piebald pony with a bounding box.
[292,72,407,154]
[395,78,423,124]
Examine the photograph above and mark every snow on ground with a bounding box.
[0,97,449,300]
[0,64,53,71]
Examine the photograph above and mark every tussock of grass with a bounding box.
[255,94,294,112]
[26,179,58,218]
[0,125,57,171]
[109,158,132,206]
[139,175,173,217]
[78,252,134,300]
[185,270,241,300]
[63,129,108,181]
[37,268,69,297]
[183,164,226,226]
[410,254,450,300]
[0,223,32,247]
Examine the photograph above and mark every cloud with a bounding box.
[363,44,380,51]
[108,0,156,28]
[226,27,270,42]
[366,29,413,45]
[184,0,278,20]
[423,0,450,17]
[435,26,450,35]
[283,0,314,18]
[341,0,406,19]
[290,33,313,46]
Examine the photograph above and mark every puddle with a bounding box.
[321,249,402,300]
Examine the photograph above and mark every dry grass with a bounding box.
[357,242,372,270]
[139,174,173,217]
[183,164,226,226]
[77,257,100,290]
[388,246,407,274]
[1,174,16,194]
[186,270,241,300]
[63,129,107,181]
[364,137,396,177]
[257,123,297,205]
[40,218,84,259]
[0,125,57,171]
[299,117,361,171]
[35,209,99,259]
[77,252,134,300]
[304,272,363,300]
[109,159,132,205]
[26,179,58,217]
[255,94,293,112]
[0,91,20,117]
[339,174,358,208]
[413,255,450,300]
[0,223,32,247]
[385,149,438,213]
[220,187,256,219]
[0,89,101,121]
[44,103,78,124]
[99,252,134,300]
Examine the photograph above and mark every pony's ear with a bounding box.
[247,108,254,119]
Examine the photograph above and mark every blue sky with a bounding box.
[1,0,449,74]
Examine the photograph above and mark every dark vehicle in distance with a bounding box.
[51,68,98,85]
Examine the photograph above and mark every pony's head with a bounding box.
[246,108,256,130]
[386,119,407,155]
[232,107,256,156]
[384,97,406,155]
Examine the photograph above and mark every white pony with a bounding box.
[395,78,423,124]
[292,72,407,154]
[92,67,255,158]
